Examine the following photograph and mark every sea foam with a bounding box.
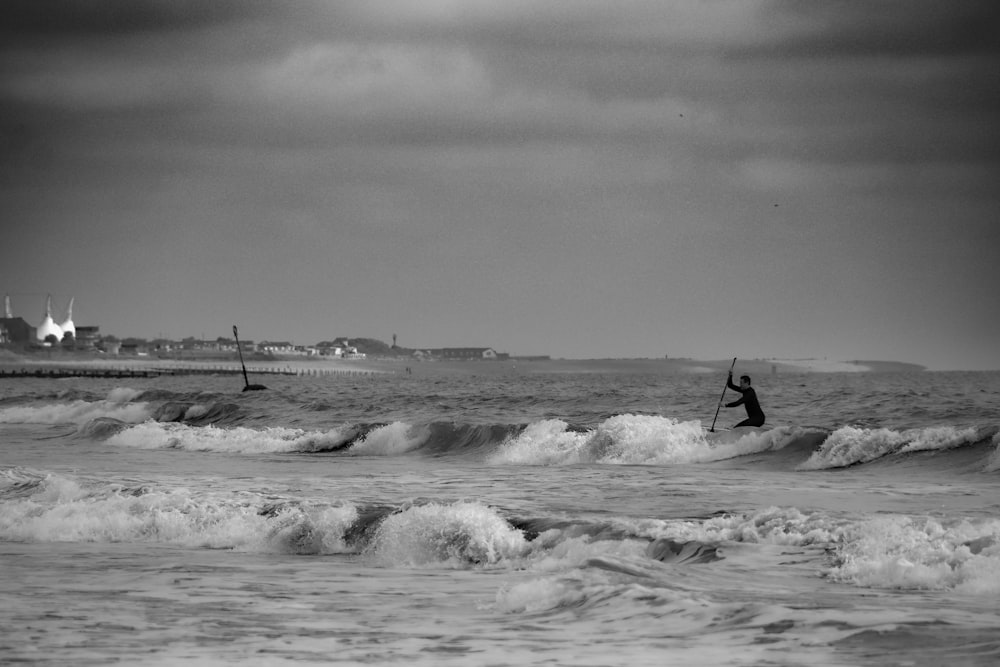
[365,500,529,567]
[489,415,806,465]
[0,470,360,554]
[828,515,1000,594]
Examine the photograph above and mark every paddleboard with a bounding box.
[703,426,769,445]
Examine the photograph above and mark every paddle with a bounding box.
[709,357,737,432]
[233,325,266,391]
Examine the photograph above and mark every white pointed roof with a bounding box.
[59,297,75,338]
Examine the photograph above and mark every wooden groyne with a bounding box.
[154,364,386,378]
[0,367,164,379]
[0,364,388,380]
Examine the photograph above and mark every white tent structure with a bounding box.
[36,294,64,342]
[59,297,75,339]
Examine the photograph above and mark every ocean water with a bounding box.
[1,366,998,666]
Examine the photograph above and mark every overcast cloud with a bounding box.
[2,1,998,369]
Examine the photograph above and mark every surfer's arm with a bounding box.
[724,372,746,407]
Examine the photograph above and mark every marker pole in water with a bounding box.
[709,357,737,432]
[233,325,266,391]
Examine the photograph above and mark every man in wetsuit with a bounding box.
[723,372,765,428]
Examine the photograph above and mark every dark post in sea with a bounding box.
[233,325,266,391]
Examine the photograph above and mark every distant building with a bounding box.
[120,339,150,356]
[1,294,79,344]
[74,326,100,348]
[315,339,366,359]
[0,317,32,344]
[259,341,296,354]
[151,339,175,353]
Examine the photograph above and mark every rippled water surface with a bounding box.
[2,369,998,665]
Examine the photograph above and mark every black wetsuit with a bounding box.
[726,379,765,428]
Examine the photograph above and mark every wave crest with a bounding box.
[365,500,529,567]
[0,396,152,425]
[489,416,813,465]
[105,421,364,453]
[799,425,996,470]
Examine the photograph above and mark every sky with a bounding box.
[1,1,998,370]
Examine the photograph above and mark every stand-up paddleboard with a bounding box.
[704,426,769,445]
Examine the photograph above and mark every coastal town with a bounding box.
[1,295,924,375]
[0,294,514,363]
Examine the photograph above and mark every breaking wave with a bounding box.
[0,387,152,425]
[798,425,999,470]
[3,467,997,595]
[5,388,996,472]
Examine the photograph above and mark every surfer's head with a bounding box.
[740,375,751,388]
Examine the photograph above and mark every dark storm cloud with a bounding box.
[2,1,998,176]
[753,0,1000,58]
[0,0,279,38]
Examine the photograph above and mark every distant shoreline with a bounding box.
[0,349,927,375]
